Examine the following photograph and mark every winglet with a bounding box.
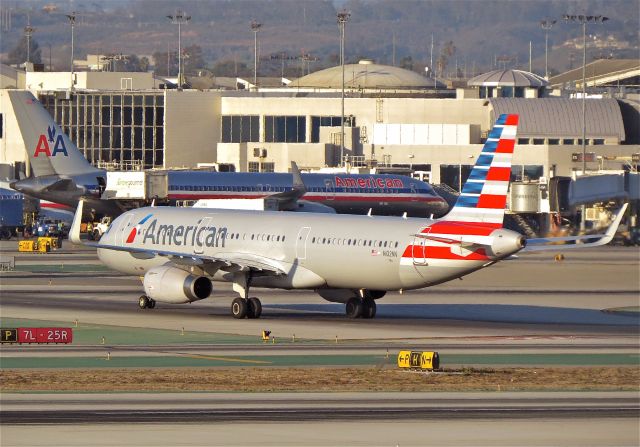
[69,199,84,245]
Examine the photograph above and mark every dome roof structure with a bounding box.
[291,60,445,89]
[467,69,548,87]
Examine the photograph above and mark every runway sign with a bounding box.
[397,350,440,370]
[0,328,73,344]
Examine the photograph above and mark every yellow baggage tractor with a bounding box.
[36,237,51,253]
[18,240,36,252]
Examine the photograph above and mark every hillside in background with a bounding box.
[1,0,637,78]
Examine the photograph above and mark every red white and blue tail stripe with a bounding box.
[441,114,518,226]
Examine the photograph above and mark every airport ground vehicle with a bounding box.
[0,187,24,239]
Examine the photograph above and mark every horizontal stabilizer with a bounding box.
[522,203,628,252]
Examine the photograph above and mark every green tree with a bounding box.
[399,56,414,71]
[183,45,206,75]
[211,59,250,77]
[7,35,42,65]
[153,51,179,76]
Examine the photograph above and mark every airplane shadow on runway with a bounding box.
[263,303,640,327]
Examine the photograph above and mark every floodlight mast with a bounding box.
[563,14,609,231]
[562,14,609,176]
[65,12,76,92]
[337,9,350,167]
[24,24,35,65]
[540,19,556,79]
[250,20,262,89]
[167,10,191,89]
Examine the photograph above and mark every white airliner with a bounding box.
[70,114,627,319]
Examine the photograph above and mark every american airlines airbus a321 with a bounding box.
[71,114,627,319]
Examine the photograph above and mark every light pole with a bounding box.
[167,10,191,88]
[250,20,262,89]
[65,12,76,91]
[563,14,609,175]
[540,19,556,79]
[337,9,350,167]
[24,23,35,66]
[563,14,609,231]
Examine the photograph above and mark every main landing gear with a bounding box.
[231,297,262,319]
[138,294,156,309]
[231,272,263,319]
[345,297,376,319]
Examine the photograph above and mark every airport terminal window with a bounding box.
[517,138,529,145]
[562,139,574,145]
[593,139,605,145]
[221,115,259,143]
[265,116,306,143]
[310,116,352,142]
[548,139,559,145]
[440,165,473,192]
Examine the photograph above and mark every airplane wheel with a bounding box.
[139,295,149,309]
[345,297,363,319]
[148,298,156,309]
[247,297,262,319]
[92,230,102,241]
[362,298,376,319]
[232,297,248,319]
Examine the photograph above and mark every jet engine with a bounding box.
[143,265,212,304]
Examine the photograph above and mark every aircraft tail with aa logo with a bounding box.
[8,90,101,177]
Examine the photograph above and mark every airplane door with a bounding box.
[410,183,418,202]
[296,227,311,260]
[193,217,212,254]
[324,179,335,200]
[412,227,430,266]
[115,215,134,246]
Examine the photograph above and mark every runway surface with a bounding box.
[1,242,639,446]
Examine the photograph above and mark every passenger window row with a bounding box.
[310,236,399,248]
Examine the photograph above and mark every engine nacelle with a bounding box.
[143,265,212,304]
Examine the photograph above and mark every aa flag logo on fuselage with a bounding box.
[33,126,68,157]
[126,214,154,244]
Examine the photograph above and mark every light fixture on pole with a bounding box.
[337,9,350,167]
[167,10,191,89]
[24,23,35,66]
[250,19,262,89]
[563,14,609,175]
[65,12,76,92]
[563,14,609,231]
[540,19,556,79]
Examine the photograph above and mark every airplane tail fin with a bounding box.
[439,114,519,228]
[8,90,101,178]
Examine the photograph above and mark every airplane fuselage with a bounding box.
[97,206,524,294]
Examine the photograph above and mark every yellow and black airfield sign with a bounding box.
[1,328,18,343]
[397,350,440,370]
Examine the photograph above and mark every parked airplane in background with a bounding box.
[71,114,627,319]
[7,91,447,218]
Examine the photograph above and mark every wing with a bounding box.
[98,242,287,274]
[521,203,627,253]
[69,200,286,275]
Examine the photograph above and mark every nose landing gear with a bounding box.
[138,294,156,309]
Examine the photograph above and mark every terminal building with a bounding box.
[1,60,638,230]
